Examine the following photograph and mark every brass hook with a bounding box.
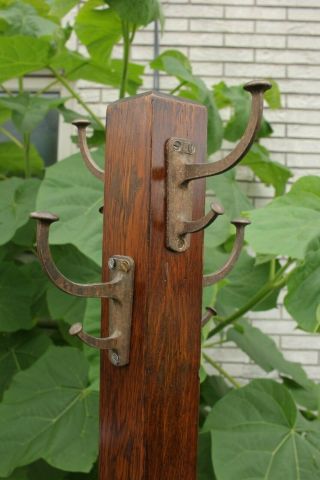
[203,219,250,287]
[72,119,105,181]
[184,80,272,182]
[30,212,134,366]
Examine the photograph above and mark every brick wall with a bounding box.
[75,1,320,382]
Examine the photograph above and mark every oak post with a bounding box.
[99,92,207,479]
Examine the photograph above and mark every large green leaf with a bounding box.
[264,79,282,110]
[106,0,163,26]
[0,262,36,332]
[197,432,216,480]
[0,177,40,245]
[285,238,320,332]
[46,0,79,18]
[0,36,50,82]
[0,1,59,37]
[227,320,316,392]
[205,379,320,480]
[246,176,320,259]
[0,141,44,177]
[216,252,280,316]
[206,169,252,219]
[242,143,292,196]
[75,0,122,62]
[0,330,51,398]
[0,93,66,134]
[36,152,103,264]
[0,346,99,476]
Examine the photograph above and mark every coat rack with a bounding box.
[31,79,270,480]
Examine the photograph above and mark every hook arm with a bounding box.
[184,80,271,182]
[203,219,250,287]
[69,323,120,350]
[30,212,124,299]
[72,119,105,181]
[182,202,224,234]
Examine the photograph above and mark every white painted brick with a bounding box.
[287,94,320,110]
[79,89,101,102]
[287,153,320,168]
[278,79,320,95]
[288,36,320,50]
[256,49,320,65]
[192,62,223,76]
[257,0,320,6]
[266,109,320,125]
[256,21,320,36]
[288,8,320,22]
[304,366,320,380]
[190,47,254,62]
[288,124,320,139]
[160,32,223,46]
[226,6,286,20]
[288,65,320,81]
[164,18,189,31]
[190,19,254,33]
[225,34,285,49]
[291,168,320,180]
[281,336,320,350]
[247,182,274,197]
[225,63,286,78]
[252,320,295,335]
[283,350,319,365]
[164,4,223,18]
[222,363,266,378]
[248,309,282,320]
[193,0,254,4]
[206,348,250,363]
[261,137,320,153]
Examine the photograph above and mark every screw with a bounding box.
[111,352,120,366]
[187,143,195,154]
[177,238,185,249]
[173,140,182,151]
[108,257,116,270]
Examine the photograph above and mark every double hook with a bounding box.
[30,212,134,366]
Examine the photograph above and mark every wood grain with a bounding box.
[99,92,207,480]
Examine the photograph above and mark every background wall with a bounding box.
[74,0,320,382]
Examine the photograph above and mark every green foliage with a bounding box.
[204,380,320,480]
[0,1,319,478]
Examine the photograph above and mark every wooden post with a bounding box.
[100,92,207,479]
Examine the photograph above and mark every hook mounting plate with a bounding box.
[166,137,195,252]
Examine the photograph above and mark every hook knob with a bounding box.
[72,119,105,181]
[182,201,224,235]
[203,218,250,287]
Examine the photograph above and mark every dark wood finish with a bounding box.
[99,92,207,480]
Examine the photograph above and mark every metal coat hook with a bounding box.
[166,80,271,252]
[30,212,134,367]
[203,218,250,287]
[72,119,105,181]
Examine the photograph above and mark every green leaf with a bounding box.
[200,375,231,409]
[106,0,163,26]
[216,252,280,316]
[205,379,320,480]
[0,141,44,177]
[0,330,51,398]
[0,346,99,476]
[242,143,292,196]
[0,93,66,134]
[151,49,193,79]
[0,177,40,245]
[197,432,216,480]
[264,78,282,109]
[246,176,320,259]
[46,0,79,18]
[0,1,59,37]
[47,245,100,326]
[206,169,253,219]
[227,319,315,391]
[285,237,320,332]
[75,0,122,62]
[0,262,36,332]
[36,151,103,264]
[0,36,50,82]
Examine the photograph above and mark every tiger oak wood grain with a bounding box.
[99,92,207,480]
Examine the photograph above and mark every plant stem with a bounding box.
[203,352,240,388]
[0,126,23,148]
[169,81,187,95]
[49,66,104,128]
[209,259,294,337]
[0,83,13,96]
[23,133,31,178]
[119,21,132,99]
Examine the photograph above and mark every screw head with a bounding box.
[177,238,185,250]
[111,352,120,366]
[173,140,182,151]
[108,257,117,270]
